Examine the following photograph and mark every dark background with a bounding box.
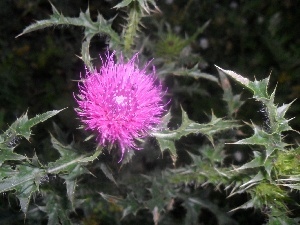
[1,0,300,131]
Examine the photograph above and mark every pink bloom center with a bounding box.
[76,52,164,160]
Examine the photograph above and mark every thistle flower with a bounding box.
[76,52,165,160]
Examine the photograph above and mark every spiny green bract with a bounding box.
[275,149,300,176]
[155,32,188,60]
[216,67,299,224]
[252,182,289,211]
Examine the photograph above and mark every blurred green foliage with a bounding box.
[2,0,300,128]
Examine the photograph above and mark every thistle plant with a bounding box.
[1,1,300,225]
[75,52,165,160]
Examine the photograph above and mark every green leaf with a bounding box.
[47,135,81,174]
[0,164,41,192]
[4,109,63,141]
[157,110,172,129]
[80,146,103,163]
[215,66,272,100]
[114,0,134,9]
[183,198,204,225]
[215,66,250,87]
[185,197,238,225]
[273,101,295,133]
[233,121,288,164]
[276,101,294,119]
[156,138,177,161]
[0,149,26,166]
[145,178,173,212]
[151,111,178,159]
[99,163,117,186]
[121,149,135,167]
[230,196,257,212]
[137,0,159,14]
[218,70,245,116]
[0,165,17,180]
[234,123,273,146]
[23,109,64,140]
[201,144,225,164]
[173,65,219,83]
[264,156,274,177]
[247,77,270,100]
[40,190,72,225]
[279,183,300,191]
[0,164,44,213]
[277,175,300,182]
[17,4,119,41]
[65,179,76,208]
[237,151,265,170]
[152,108,239,162]
[81,39,94,72]
[16,181,38,213]
[121,193,142,218]
[267,216,298,225]
[100,192,139,218]
[48,135,102,173]
[17,3,121,69]
[60,164,88,207]
[234,122,286,149]
[239,171,265,191]
[47,136,102,205]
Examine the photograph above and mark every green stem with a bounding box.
[47,156,84,174]
[123,2,141,53]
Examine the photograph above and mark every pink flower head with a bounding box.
[76,52,165,160]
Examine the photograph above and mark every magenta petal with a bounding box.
[75,52,164,160]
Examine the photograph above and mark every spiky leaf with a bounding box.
[0,164,44,213]
[47,135,102,205]
[3,109,63,141]
[152,108,239,162]
[100,192,139,218]
[0,149,26,167]
[99,163,117,186]
[40,190,72,225]
[114,0,159,14]
[17,3,121,69]
[123,3,142,52]
[173,65,219,83]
